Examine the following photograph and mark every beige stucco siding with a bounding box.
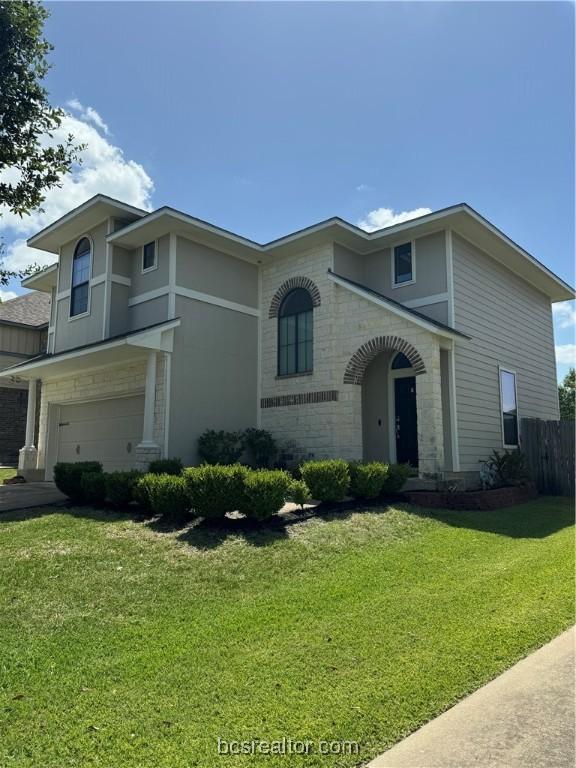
[130,235,170,295]
[176,236,258,307]
[453,233,559,471]
[53,220,109,353]
[364,231,447,300]
[128,296,169,331]
[167,296,257,465]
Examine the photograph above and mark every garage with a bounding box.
[55,395,145,471]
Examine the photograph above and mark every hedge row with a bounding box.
[53,458,411,520]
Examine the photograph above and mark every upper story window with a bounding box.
[142,241,157,272]
[70,237,91,317]
[499,368,519,448]
[393,242,414,287]
[278,288,313,376]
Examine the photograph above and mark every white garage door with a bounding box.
[56,395,145,471]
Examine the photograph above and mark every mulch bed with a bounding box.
[404,484,538,511]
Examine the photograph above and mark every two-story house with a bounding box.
[1,194,572,485]
[0,293,50,465]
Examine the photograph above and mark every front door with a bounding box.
[394,376,418,467]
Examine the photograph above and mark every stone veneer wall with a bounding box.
[36,354,166,471]
[260,245,445,475]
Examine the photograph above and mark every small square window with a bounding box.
[393,242,413,286]
[143,241,156,271]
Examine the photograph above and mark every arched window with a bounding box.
[70,237,91,317]
[278,288,313,375]
[391,352,413,370]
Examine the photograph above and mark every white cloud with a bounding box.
[357,206,432,232]
[0,289,17,302]
[66,99,110,135]
[0,105,154,271]
[555,345,576,365]
[356,184,374,193]
[552,301,576,330]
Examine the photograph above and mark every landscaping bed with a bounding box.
[405,484,538,511]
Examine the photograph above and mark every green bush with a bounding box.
[300,459,350,502]
[197,430,243,465]
[104,471,142,507]
[80,471,107,505]
[239,469,291,520]
[287,479,312,510]
[381,463,411,494]
[147,458,183,476]
[53,462,103,503]
[349,461,389,500]
[184,463,247,519]
[483,449,530,487]
[241,428,278,468]
[148,474,191,519]
[133,473,158,512]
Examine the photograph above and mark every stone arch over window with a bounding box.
[343,336,426,384]
[268,276,321,319]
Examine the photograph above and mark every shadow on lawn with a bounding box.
[402,498,574,539]
[1,496,571,545]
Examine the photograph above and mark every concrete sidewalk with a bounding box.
[0,482,67,513]
[369,627,575,768]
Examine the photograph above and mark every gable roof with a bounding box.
[0,292,51,328]
[26,195,574,301]
[328,270,470,341]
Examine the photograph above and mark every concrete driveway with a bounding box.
[369,627,575,768]
[0,482,66,513]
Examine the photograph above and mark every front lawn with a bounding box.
[0,499,573,767]
[0,467,16,483]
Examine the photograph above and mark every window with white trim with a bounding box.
[500,368,519,447]
[393,242,414,286]
[70,237,91,317]
[142,241,156,272]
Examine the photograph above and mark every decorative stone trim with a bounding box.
[261,390,338,409]
[268,276,321,318]
[343,335,426,384]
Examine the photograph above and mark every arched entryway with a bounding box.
[344,337,425,468]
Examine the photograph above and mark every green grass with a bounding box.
[0,499,573,767]
[0,467,16,483]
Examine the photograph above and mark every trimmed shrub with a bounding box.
[482,449,530,487]
[53,462,103,503]
[148,474,191,519]
[381,463,411,494]
[80,471,107,505]
[198,430,243,465]
[300,459,350,503]
[239,469,291,521]
[241,428,278,468]
[104,471,142,507]
[184,463,247,519]
[133,473,158,512]
[147,458,183,476]
[349,462,389,500]
[286,479,312,510]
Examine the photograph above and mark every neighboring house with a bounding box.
[0,293,50,465]
[0,194,572,484]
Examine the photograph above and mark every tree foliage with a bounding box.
[558,368,575,420]
[0,0,83,284]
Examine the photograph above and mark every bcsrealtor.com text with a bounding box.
[217,737,359,756]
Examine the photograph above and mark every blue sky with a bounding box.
[1,1,574,378]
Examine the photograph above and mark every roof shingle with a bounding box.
[0,292,51,327]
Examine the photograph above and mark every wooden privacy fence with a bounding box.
[521,418,575,496]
